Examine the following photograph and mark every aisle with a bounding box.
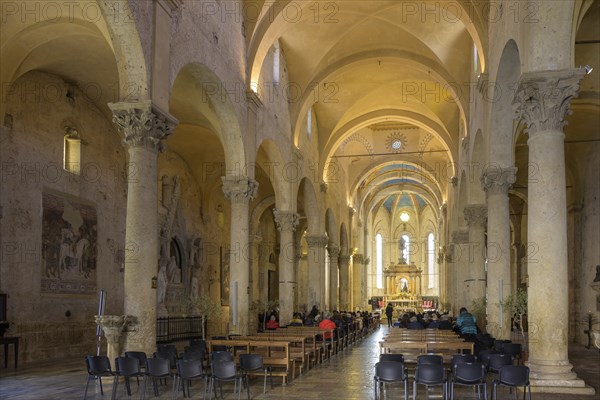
[262,327,385,400]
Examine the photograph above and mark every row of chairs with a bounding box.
[84,350,272,400]
[374,353,532,400]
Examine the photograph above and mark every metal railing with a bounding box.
[156,316,205,343]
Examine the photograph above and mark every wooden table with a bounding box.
[0,336,19,368]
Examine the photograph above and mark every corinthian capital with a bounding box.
[221,176,258,204]
[328,244,340,259]
[481,166,517,195]
[463,204,487,228]
[109,101,178,151]
[513,68,586,134]
[273,209,299,232]
[305,234,328,248]
[353,253,365,264]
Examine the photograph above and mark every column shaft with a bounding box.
[222,176,258,335]
[273,210,299,325]
[305,234,328,309]
[328,245,339,310]
[339,255,350,309]
[482,170,515,339]
[463,204,487,310]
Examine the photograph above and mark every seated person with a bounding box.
[266,315,280,330]
[427,313,440,329]
[407,316,425,330]
[456,307,478,337]
[319,312,337,339]
[437,314,453,330]
[289,313,304,326]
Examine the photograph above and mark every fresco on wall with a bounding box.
[41,190,97,295]
[221,246,230,306]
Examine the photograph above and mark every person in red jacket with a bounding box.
[266,315,280,330]
[318,312,336,339]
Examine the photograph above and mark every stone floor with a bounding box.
[0,326,598,399]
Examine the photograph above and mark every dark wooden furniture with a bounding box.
[0,336,19,368]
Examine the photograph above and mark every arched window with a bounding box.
[273,40,280,85]
[63,127,81,175]
[401,234,410,264]
[427,233,435,289]
[376,234,383,289]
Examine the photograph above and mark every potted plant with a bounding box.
[184,295,221,339]
[471,296,487,331]
[502,288,528,350]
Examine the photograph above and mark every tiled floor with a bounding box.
[1,327,598,399]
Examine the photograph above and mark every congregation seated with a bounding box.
[407,316,425,330]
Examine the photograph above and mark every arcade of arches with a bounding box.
[0,0,598,395]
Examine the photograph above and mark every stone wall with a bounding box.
[0,71,127,363]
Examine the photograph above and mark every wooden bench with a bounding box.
[273,327,336,362]
[207,339,295,385]
[238,335,312,376]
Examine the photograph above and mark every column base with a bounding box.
[528,359,595,395]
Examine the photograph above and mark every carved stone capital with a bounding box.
[221,176,258,204]
[109,101,178,152]
[273,209,299,232]
[353,253,365,264]
[328,244,340,259]
[513,68,586,135]
[305,234,328,248]
[481,166,517,195]
[451,228,469,244]
[463,204,487,228]
[338,255,351,265]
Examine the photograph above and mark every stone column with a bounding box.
[305,234,328,309]
[222,176,258,335]
[352,254,364,310]
[328,244,340,310]
[463,204,488,318]
[338,254,350,310]
[450,228,470,308]
[364,227,372,307]
[273,209,299,325]
[109,101,176,354]
[248,234,262,333]
[513,68,592,394]
[567,204,583,343]
[481,168,516,339]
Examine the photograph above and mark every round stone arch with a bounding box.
[169,63,246,174]
[458,170,469,226]
[297,177,321,234]
[340,223,349,256]
[489,39,521,167]
[469,129,486,203]
[256,138,292,210]
[97,1,149,100]
[325,208,339,246]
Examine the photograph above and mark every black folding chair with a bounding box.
[84,355,115,400]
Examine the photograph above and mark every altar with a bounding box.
[383,262,423,312]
